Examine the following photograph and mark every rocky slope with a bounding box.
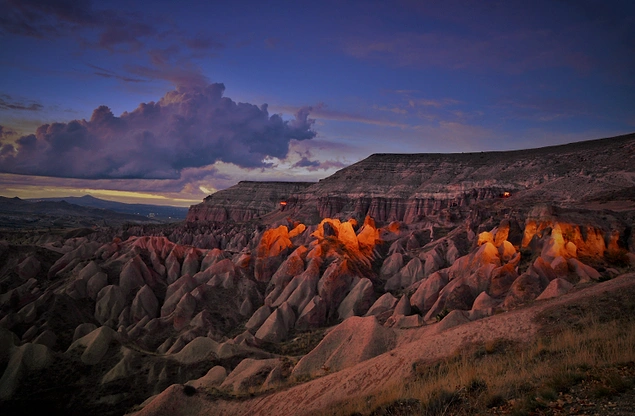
[188,133,635,225]
[187,181,314,222]
[1,133,634,415]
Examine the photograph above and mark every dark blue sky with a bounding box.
[1,0,634,205]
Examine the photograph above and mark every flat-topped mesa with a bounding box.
[293,133,635,223]
[187,181,314,222]
[188,133,635,225]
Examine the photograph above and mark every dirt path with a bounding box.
[134,274,635,416]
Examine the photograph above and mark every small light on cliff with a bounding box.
[503,191,511,198]
[280,201,287,206]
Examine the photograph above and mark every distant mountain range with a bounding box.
[27,195,189,221]
[0,195,188,229]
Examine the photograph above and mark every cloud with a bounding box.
[264,37,281,49]
[0,83,316,179]
[126,63,210,89]
[342,1,635,78]
[87,64,146,83]
[292,157,320,169]
[277,103,407,128]
[292,158,347,172]
[0,94,43,111]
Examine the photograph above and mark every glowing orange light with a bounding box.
[503,192,511,198]
[280,201,287,206]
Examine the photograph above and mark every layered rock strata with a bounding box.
[187,181,314,222]
[188,133,635,224]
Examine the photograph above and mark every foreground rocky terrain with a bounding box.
[1,133,634,415]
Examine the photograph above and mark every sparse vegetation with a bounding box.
[312,309,635,416]
[434,309,449,322]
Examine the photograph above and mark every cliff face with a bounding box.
[188,133,635,224]
[298,133,635,223]
[187,181,314,222]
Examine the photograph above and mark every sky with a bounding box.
[0,0,634,207]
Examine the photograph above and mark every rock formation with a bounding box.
[1,133,634,415]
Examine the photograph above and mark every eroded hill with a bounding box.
[1,133,635,415]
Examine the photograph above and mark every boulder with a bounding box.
[201,249,224,271]
[284,258,321,313]
[265,246,307,305]
[172,293,197,331]
[410,270,449,314]
[502,271,549,310]
[33,330,57,349]
[292,316,395,379]
[550,256,569,278]
[181,248,200,277]
[380,252,403,279]
[166,274,197,300]
[172,337,220,365]
[295,296,327,330]
[536,278,574,300]
[255,226,293,282]
[119,255,151,296]
[420,248,445,277]
[101,348,135,385]
[186,365,227,389]
[567,258,601,282]
[434,310,470,333]
[73,323,98,342]
[390,314,423,329]
[365,293,398,317]
[447,242,501,282]
[165,250,182,284]
[337,278,375,320]
[220,358,284,393]
[443,284,475,311]
[317,260,356,320]
[392,294,411,316]
[255,307,292,343]
[95,285,126,325]
[131,285,159,323]
[87,272,108,300]
[531,257,558,282]
[17,255,41,280]
[488,263,518,297]
[67,326,117,365]
[471,291,500,310]
[385,257,424,291]
[0,342,52,400]
[245,305,273,333]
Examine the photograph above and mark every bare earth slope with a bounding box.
[135,274,635,416]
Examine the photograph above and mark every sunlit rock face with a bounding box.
[187,181,314,222]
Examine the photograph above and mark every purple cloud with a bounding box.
[0,83,316,179]
[0,94,43,111]
[87,64,146,83]
[292,156,347,172]
[342,1,635,78]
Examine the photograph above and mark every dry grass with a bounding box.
[311,316,635,416]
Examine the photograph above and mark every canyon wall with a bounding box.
[188,133,635,224]
[187,181,314,222]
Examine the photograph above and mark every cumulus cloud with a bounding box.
[0,83,316,179]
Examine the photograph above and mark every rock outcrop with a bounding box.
[187,181,314,222]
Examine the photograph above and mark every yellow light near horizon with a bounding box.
[0,186,200,207]
[199,185,215,194]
